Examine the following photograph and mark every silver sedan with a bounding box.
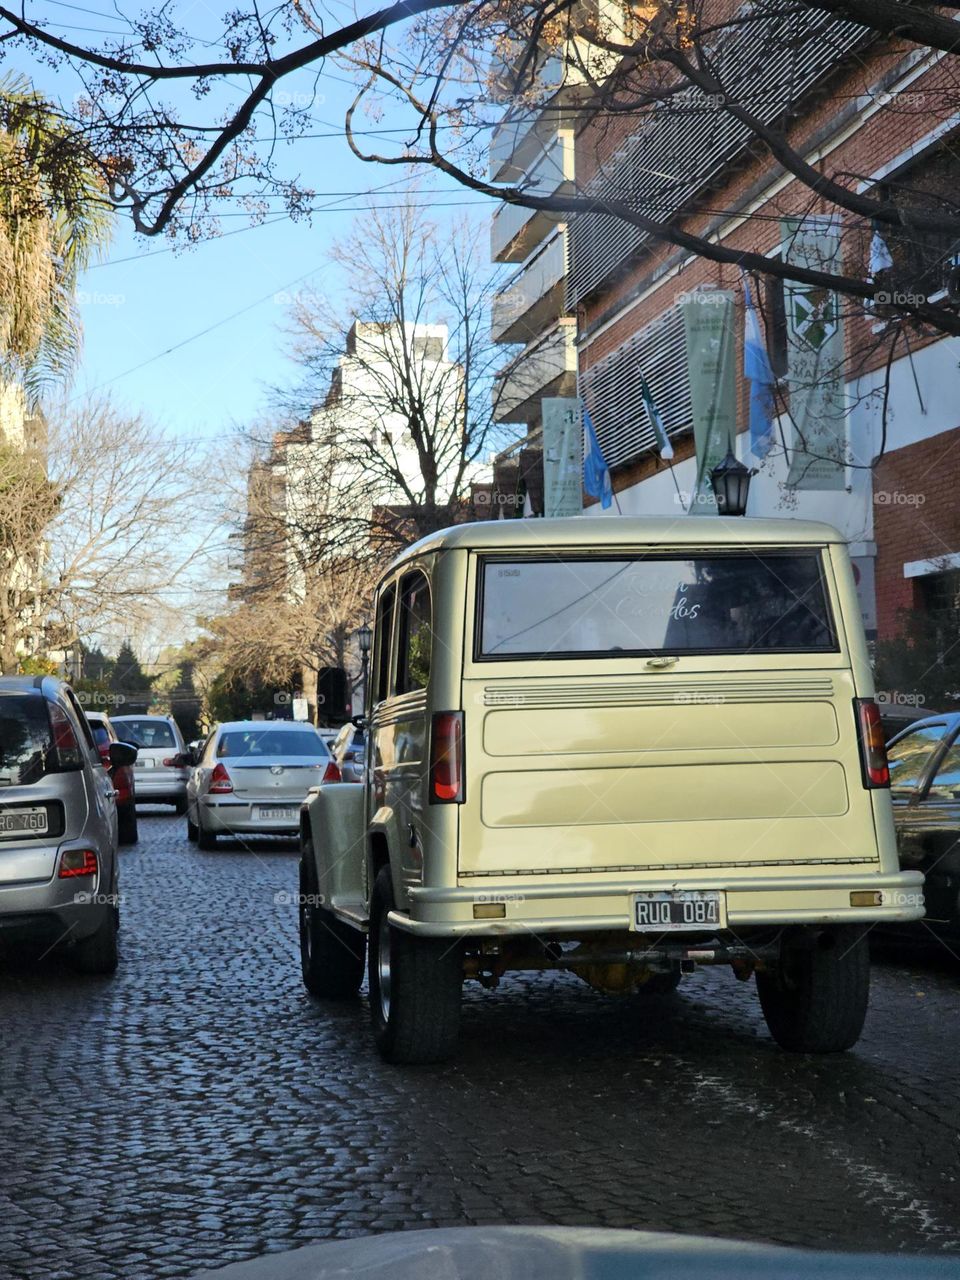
[186,721,340,847]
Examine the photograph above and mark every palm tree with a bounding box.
[0,73,112,403]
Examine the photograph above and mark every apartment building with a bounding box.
[569,7,960,650]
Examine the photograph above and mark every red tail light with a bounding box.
[162,756,177,767]
[322,761,341,783]
[47,702,83,769]
[430,711,464,804]
[59,848,98,878]
[209,762,234,793]
[855,698,890,788]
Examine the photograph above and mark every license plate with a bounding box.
[633,890,725,932]
[256,806,293,821]
[0,806,49,837]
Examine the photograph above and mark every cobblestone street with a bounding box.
[1,811,958,1280]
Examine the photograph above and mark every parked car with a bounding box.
[111,714,190,813]
[85,711,139,844]
[330,721,365,783]
[887,712,960,943]
[0,675,135,973]
[299,516,924,1063]
[186,720,341,848]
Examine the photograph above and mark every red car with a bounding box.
[85,711,139,844]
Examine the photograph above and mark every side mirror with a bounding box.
[109,741,138,768]
[350,714,367,729]
[178,750,196,767]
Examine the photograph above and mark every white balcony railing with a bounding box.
[491,131,574,263]
[491,232,568,344]
[493,320,578,424]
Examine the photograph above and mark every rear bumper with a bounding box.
[134,772,186,802]
[387,869,926,937]
[0,871,114,945]
[200,797,300,835]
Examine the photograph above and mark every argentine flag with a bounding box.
[742,271,776,462]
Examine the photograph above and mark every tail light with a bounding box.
[322,761,341,783]
[430,711,464,804]
[47,703,83,769]
[208,763,234,793]
[855,698,890,788]
[163,756,177,767]
[59,848,98,878]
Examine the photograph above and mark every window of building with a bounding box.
[396,572,432,693]
[916,569,960,662]
[874,142,960,301]
[412,335,444,362]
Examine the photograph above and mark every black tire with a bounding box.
[368,865,463,1064]
[117,804,138,845]
[73,908,119,975]
[757,926,870,1053]
[197,820,218,850]
[299,844,365,998]
[637,965,682,995]
[174,796,188,816]
[186,809,199,842]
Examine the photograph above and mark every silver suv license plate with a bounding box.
[633,890,725,931]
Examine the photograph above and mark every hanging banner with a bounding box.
[782,216,846,489]
[542,397,584,517]
[680,289,736,514]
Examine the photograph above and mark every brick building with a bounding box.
[568,5,960,653]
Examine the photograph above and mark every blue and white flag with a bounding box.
[741,271,776,462]
[582,404,613,509]
[869,226,894,277]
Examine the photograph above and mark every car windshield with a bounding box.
[478,553,836,658]
[0,694,55,785]
[113,719,177,748]
[217,729,329,759]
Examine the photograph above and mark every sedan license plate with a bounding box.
[0,806,49,837]
[256,806,293,821]
[633,890,725,932]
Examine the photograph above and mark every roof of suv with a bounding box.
[388,515,847,573]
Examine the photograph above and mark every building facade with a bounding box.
[568,11,960,656]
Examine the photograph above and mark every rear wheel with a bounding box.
[757,926,869,1053]
[299,844,365,998]
[73,908,119,975]
[186,805,198,842]
[197,819,218,850]
[368,865,463,1064]
[117,804,138,845]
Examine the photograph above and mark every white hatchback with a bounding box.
[186,720,340,847]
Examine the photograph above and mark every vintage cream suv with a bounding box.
[298,517,924,1063]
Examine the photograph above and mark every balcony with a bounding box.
[493,320,578,424]
[491,232,568,344]
[491,131,575,263]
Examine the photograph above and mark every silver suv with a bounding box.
[111,714,189,812]
[0,676,135,973]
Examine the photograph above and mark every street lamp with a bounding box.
[710,450,756,517]
[357,623,372,715]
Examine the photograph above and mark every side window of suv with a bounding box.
[373,583,396,705]
[63,689,98,759]
[396,571,432,694]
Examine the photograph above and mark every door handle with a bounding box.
[645,656,678,669]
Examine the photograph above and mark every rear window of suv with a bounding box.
[0,694,55,785]
[478,552,837,658]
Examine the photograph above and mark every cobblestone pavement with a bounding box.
[1,811,959,1280]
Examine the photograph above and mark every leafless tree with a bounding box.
[0,394,213,672]
[2,0,959,332]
